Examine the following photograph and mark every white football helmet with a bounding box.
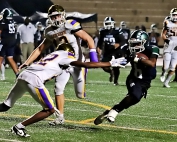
[150,24,157,31]
[35,21,42,30]
[45,19,52,27]
[48,5,66,27]
[120,21,126,29]
[170,8,177,22]
[103,17,115,30]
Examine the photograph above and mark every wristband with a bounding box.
[89,49,98,62]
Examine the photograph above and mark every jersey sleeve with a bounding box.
[59,53,76,66]
[151,46,159,57]
[65,19,82,34]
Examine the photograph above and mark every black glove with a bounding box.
[18,63,28,70]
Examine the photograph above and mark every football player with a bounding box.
[0,43,126,137]
[160,8,177,87]
[94,30,159,125]
[19,5,99,125]
[120,21,130,43]
[0,8,19,80]
[97,17,127,85]
[148,24,160,46]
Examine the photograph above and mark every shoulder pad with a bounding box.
[98,28,104,32]
[65,19,81,30]
[44,26,53,36]
[164,16,170,20]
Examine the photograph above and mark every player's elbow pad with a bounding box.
[89,49,98,62]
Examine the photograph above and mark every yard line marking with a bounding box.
[13,99,177,121]
[1,113,177,135]
[0,138,23,142]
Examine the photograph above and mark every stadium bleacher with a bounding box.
[51,0,176,47]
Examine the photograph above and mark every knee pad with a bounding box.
[54,83,65,96]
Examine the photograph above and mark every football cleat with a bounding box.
[107,109,118,122]
[163,82,170,88]
[113,82,119,86]
[0,76,5,81]
[160,75,166,82]
[49,115,65,126]
[11,125,30,137]
[94,110,109,125]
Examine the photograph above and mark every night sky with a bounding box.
[0,0,53,16]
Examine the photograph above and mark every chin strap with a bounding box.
[89,49,98,62]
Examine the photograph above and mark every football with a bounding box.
[136,52,149,60]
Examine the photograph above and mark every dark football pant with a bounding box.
[112,75,150,112]
[112,67,120,84]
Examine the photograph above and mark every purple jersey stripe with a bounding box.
[39,89,53,109]
[68,52,74,56]
[70,20,77,25]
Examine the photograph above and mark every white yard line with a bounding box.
[0,138,23,142]
[14,102,177,121]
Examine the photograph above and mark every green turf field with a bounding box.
[0,67,177,142]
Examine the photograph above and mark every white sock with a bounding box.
[1,64,5,77]
[16,123,25,129]
[60,114,64,117]
[165,74,173,84]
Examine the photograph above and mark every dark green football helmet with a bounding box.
[56,43,75,56]
[128,30,149,53]
[48,5,66,27]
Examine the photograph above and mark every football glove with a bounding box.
[109,56,127,68]
[129,52,141,63]
[18,63,28,71]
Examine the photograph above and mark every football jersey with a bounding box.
[148,32,160,46]
[44,19,84,61]
[97,27,127,56]
[0,19,16,47]
[163,18,177,41]
[121,28,131,43]
[128,45,159,80]
[25,50,76,83]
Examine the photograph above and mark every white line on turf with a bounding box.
[13,102,177,121]
[0,138,23,142]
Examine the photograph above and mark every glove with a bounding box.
[18,63,28,71]
[129,52,141,63]
[133,55,142,63]
[109,56,127,68]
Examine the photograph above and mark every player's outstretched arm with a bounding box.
[70,61,110,68]
[70,57,127,68]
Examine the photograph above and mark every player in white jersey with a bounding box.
[19,5,99,125]
[0,43,127,137]
[160,8,177,88]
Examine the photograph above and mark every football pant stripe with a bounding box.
[35,88,54,109]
